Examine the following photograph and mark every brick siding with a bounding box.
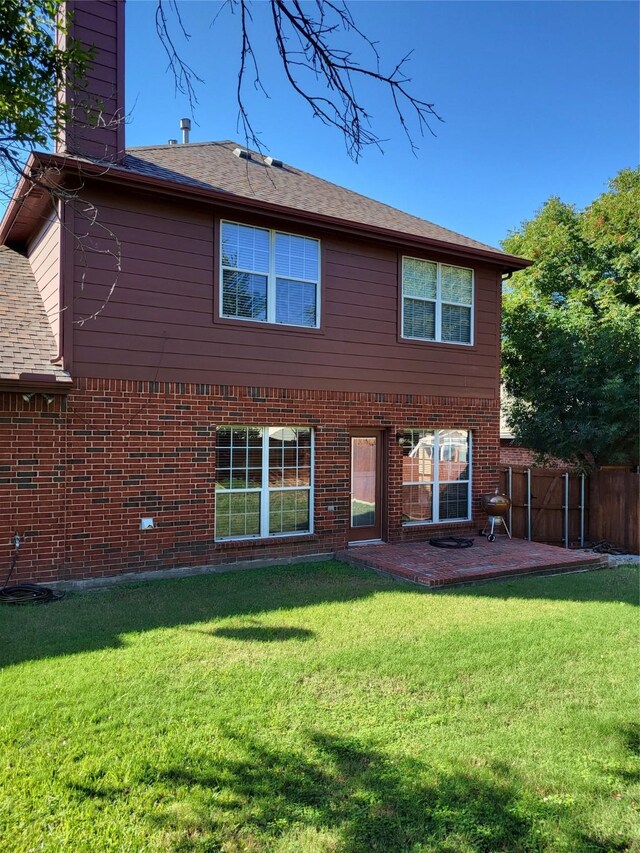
[1,381,500,583]
[500,441,576,470]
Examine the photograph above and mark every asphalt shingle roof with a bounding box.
[0,245,70,383]
[123,141,505,255]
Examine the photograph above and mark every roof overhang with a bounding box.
[0,153,60,246]
[1,152,531,271]
[0,374,72,393]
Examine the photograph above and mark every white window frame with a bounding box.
[214,426,315,542]
[402,429,472,525]
[401,257,474,346]
[220,221,321,329]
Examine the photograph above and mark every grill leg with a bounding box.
[502,516,512,539]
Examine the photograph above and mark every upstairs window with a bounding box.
[220,221,320,328]
[402,257,473,344]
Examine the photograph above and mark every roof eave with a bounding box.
[4,152,531,270]
[0,375,72,393]
[0,152,61,246]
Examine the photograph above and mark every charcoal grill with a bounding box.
[480,490,512,542]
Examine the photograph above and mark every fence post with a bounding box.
[526,468,532,541]
[580,473,585,548]
[507,467,513,536]
[563,472,569,549]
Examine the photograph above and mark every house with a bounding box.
[0,0,529,585]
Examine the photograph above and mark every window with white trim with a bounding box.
[220,221,320,328]
[215,426,313,540]
[402,257,473,344]
[401,429,471,524]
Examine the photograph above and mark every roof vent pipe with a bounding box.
[168,139,178,145]
[180,118,191,144]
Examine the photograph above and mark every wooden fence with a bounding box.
[498,467,639,553]
[589,469,639,553]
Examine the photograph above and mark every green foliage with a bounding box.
[0,0,93,148]
[502,168,640,468]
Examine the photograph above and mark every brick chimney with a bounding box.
[57,0,126,163]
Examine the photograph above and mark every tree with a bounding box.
[0,0,94,187]
[501,168,640,469]
[156,0,441,163]
[0,0,440,195]
[0,0,440,326]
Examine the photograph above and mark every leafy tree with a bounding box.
[502,168,640,469]
[0,0,93,175]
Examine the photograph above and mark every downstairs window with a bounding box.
[215,426,313,540]
[401,429,471,524]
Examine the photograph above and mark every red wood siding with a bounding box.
[69,188,503,398]
[28,208,61,348]
[58,0,125,162]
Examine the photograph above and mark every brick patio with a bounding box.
[337,536,608,588]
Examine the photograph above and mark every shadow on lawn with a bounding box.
[0,562,382,668]
[204,624,314,642]
[1,560,636,669]
[139,729,627,853]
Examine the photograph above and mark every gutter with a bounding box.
[0,375,72,394]
[1,152,532,272]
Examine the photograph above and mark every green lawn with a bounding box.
[0,562,638,852]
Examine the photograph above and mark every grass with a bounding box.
[0,561,638,852]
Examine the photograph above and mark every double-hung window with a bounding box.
[215,426,313,540]
[220,221,320,328]
[402,257,473,344]
[401,429,471,524]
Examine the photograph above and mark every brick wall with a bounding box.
[1,381,500,584]
[500,441,576,470]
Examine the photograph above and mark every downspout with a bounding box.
[60,396,69,579]
[50,197,65,364]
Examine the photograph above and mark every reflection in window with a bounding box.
[351,437,377,528]
[221,222,319,328]
[215,426,312,540]
[402,257,473,344]
[401,429,471,524]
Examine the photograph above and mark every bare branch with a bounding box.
[155,0,204,113]
[191,0,442,161]
[270,0,442,160]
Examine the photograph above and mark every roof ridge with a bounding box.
[125,139,500,252]
[281,160,500,252]
[126,140,237,152]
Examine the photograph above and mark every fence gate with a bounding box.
[499,467,586,547]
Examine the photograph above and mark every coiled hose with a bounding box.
[0,535,64,605]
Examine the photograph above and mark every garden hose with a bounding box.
[429,537,474,549]
[0,534,64,605]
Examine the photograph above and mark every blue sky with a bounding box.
[124,0,638,248]
[49,2,640,249]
